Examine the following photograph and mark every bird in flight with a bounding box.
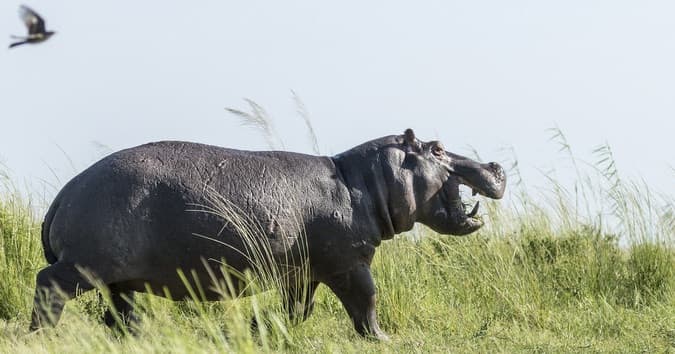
[9,5,56,49]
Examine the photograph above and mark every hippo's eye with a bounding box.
[432,144,445,157]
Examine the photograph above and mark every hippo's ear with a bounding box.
[402,128,420,152]
[404,129,415,144]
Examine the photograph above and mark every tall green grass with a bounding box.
[0,177,43,322]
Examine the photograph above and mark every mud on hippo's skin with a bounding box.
[30,128,505,339]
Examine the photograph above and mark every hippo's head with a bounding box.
[390,128,505,236]
[336,128,506,238]
[408,132,506,237]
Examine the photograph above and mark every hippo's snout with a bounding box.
[473,161,506,199]
[446,153,506,200]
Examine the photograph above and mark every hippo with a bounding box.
[30,129,505,339]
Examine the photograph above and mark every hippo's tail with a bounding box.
[41,196,60,265]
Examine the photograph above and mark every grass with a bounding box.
[0,121,673,352]
[0,179,42,323]
[0,221,672,352]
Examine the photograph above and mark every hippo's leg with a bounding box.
[286,281,319,323]
[103,284,138,333]
[29,262,95,331]
[325,263,389,341]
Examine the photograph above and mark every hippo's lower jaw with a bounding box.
[444,198,485,235]
[452,214,484,235]
[433,179,486,235]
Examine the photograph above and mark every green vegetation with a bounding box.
[0,179,42,322]
[0,130,673,352]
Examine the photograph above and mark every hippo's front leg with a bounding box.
[325,263,389,341]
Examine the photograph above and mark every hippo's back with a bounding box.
[43,141,342,285]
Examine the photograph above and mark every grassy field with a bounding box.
[0,143,673,353]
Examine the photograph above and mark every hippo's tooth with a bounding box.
[466,201,480,218]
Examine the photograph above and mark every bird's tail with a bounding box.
[9,41,27,49]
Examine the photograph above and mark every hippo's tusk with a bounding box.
[466,201,480,218]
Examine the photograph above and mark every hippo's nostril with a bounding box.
[488,162,504,177]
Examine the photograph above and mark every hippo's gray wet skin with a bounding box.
[30,129,505,339]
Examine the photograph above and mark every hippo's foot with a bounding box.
[325,263,390,341]
[354,296,390,342]
[30,262,95,331]
[102,285,139,336]
[362,300,390,342]
[369,329,390,342]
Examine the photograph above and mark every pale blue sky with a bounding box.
[0,1,673,199]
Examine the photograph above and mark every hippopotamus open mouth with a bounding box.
[425,148,507,236]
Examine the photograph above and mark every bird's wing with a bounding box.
[19,5,46,35]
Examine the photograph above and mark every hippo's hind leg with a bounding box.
[324,263,389,341]
[29,262,95,331]
[103,284,139,333]
[286,281,319,324]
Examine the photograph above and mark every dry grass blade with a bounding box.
[188,185,313,327]
[225,99,283,150]
[291,91,320,155]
